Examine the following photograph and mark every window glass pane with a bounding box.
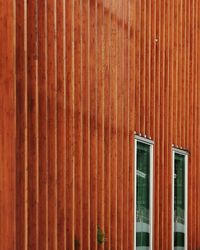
[136,141,151,249]
[174,153,185,249]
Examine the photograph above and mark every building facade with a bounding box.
[1,0,200,249]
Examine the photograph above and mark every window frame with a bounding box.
[172,148,188,250]
[134,135,154,250]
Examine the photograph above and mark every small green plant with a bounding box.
[97,226,106,245]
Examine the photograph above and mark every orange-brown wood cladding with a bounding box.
[1,0,199,249]
[0,0,16,249]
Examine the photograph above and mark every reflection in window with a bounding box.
[174,153,186,249]
[136,141,151,249]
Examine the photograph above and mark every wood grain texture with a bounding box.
[0,0,16,249]
[2,0,200,249]
[16,0,26,248]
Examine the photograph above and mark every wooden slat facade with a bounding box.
[1,0,200,249]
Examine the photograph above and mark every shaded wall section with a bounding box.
[15,0,200,249]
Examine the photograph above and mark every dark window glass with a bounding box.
[174,153,185,248]
[136,142,151,248]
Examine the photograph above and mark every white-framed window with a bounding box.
[134,135,154,250]
[172,148,188,250]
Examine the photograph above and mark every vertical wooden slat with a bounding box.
[159,0,165,247]
[182,0,186,148]
[135,0,141,133]
[197,2,200,244]
[145,0,151,136]
[195,1,198,246]
[66,0,75,249]
[173,0,177,146]
[38,0,48,249]
[74,0,83,248]
[168,0,174,247]
[193,1,197,247]
[186,0,190,149]
[164,0,170,248]
[104,1,111,249]
[197,2,200,246]
[150,0,156,140]
[89,0,98,249]
[154,0,161,247]
[16,0,26,248]
[27,0,39,248]
[110,0,118,249]
[140,0,146,135]
[185,0,189,149]
[177,0,183,146]
[97,1,105,250]
[47,0,57,248]
[123,0,129,248]
[129,0,135,248]
[116,0,123,248]
[188,0,194,248]
[163,1,167,248]
[57,0,66,249]
[0,0,16,249]
[186,0,191,245]
[183,0,186,147]
[82,0,90,249]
